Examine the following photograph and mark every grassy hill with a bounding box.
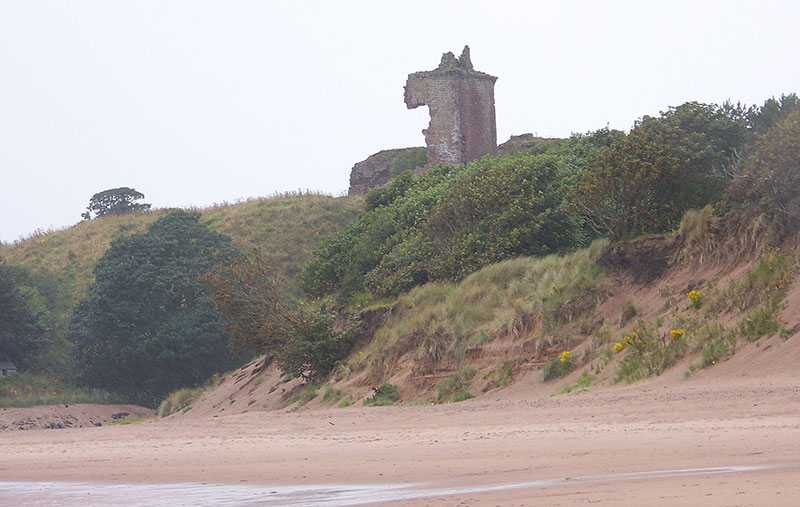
[171,206,800,415]
[0,193,364,377]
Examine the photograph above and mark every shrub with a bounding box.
[485,361,516,389]
[737,109,800,228]
[687,290,702,309]
[158,387,203,417]
[434,367,476,403]
[572,102,747,239]
[321,386,351,407]
[363,382,401,406]
[614,322,687,383]
[542,350,576,382]
[620,300,637,324]
[296,384,319,406]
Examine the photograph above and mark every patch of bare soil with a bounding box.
[0,404,154,431]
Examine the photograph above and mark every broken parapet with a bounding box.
[404,45,498,166]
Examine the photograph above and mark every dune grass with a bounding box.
[352,239,609,384]
[0,372,125,408]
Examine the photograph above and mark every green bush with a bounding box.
[434,367,476,403]
[363,381,401,406]
[542,351,576,382]
[613,322,687,383]
[302,132,610,301]
[572,102,747,239]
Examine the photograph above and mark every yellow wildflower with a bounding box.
[614,342,624,353]
[560,350,572,364]
[669,329,684,340]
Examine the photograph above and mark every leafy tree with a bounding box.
[737,109,800,227]
[747,93,799,134]
[571,102,748,239]
[205,252,354,381]
[81,187,151,220]
[0,262,49,368]
[69,210,239,406]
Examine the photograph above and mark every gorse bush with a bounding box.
[572,102,748,240]
[302,132,611,301]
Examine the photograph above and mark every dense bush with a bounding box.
[69,211,240,406]
[737,109,800,227]
[0,261,49,368]
[302,132,611,300]
[572,102,748,240]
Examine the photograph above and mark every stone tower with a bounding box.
[404,46,498,166]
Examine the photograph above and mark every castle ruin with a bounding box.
[405,46,498,166]
[348,46,497,195]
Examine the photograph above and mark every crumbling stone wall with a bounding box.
[348,147,426,196]
[348,46,498,195]
[405,46,498,166]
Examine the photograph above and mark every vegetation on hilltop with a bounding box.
[3,92,799,410]
[301,130,612,300]
[0,193,362,386]
[0,261,48,368]
[69,211,240,406]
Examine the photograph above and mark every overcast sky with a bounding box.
[1,0,798,242]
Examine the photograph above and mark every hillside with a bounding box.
[0,193,364,375]
[173,206,800,416]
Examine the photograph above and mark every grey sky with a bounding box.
[1,0,798,242]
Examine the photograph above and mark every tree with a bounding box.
[205,252,354,381]
[69,210,239,406]
[81,187,151,220]
[571,102,748,239]
[0,262,48,368]
[737,109,800,227]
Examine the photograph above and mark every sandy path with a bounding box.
[1,373,799,505]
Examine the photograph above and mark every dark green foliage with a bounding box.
[541,354,576,382]
[302,132,610,300]
[363,381,401,406]
[572,102,748,239]
[205,252,355,381]
[736,109,800,227]
[302,165,457,299]
[0,262,49,368]
[747,93,799,134]
[81,187,151,220]
[69,210,239,406]
[276,305,355,381]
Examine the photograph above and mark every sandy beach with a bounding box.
[2,362,799,505]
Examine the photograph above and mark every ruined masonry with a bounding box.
[405,45,498,167]
[348,46,498,195]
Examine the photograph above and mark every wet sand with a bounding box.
[1,373,799,505]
